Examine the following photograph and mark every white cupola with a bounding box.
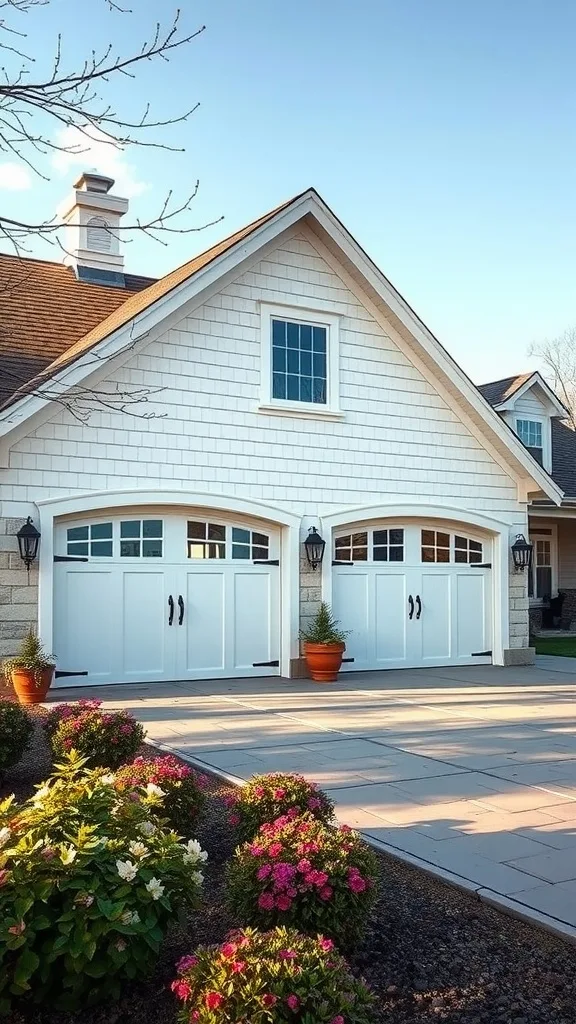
[57,172,129,285]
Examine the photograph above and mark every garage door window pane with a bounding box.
[91,523,112,540]
[68,541,89,556]
[373,528,404,562]
[143,520,162,538]
[67,526,88,542]
[188,521,226,559]
[455,535,483,564]
[143,540,162,558]
[120,521,140,538]
[421,530,450,563]
[121,540,140,557]
[91,541,113,557]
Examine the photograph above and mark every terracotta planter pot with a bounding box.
[10,666,54,705]
[303,642,345,682]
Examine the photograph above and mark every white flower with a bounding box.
[100,773,115,786]
[116,859,138,882]
[138,821,157,837]
[60,845,77,865]
[145,877,165,900]
[191,871,204,887]
[183,839,208,863]
[145,783,165,799]
[128,840,148,859]
[0,827,11,849]
[121,910,140,925]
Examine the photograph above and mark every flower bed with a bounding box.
[172,926,374,1023]
[226,812,378,944]
[115,755,209,837]
[43,701,145,770]
[0,751,206,1012]
[225,771,335,841]
[0,701,33,780]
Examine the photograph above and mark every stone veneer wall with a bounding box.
[0,517,38,659]
[504,554,533,665]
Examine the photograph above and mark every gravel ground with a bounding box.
[2,720,576,1024]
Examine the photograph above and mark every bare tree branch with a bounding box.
[529,328,576,430]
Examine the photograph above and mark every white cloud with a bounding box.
[51,126,148,198]
[0,163,32,191]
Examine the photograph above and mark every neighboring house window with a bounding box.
[528,529,557,601]
[260,304,340,415]
[516,419,543,464]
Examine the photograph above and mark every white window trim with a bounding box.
[528,524,558,605]
[258,302,342,418]
[505,411,551,472]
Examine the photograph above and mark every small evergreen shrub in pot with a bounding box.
[226,813,378,945]
[171,926,375,1024]
[300,602,350,682]
[0,751,207,1012]
[44,702,145,769]
[2,630,55,705]
[115,755,209,837]
[225,772,335,842]
[0,701,33,780]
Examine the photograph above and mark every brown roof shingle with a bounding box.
[0,254,155,403]
[476,372,534,406]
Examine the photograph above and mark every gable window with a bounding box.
[516,419,543,465]
[272,319,326,404]
[260,304,341,417]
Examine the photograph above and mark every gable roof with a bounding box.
[0,253,155,405]
[551,419,576,497]
[0,189,563,504]
[477,373,534,407]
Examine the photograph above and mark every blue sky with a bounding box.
[1,0,575,382]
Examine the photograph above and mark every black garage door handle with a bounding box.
[415,595,422,620]
[168,595,174,626]
[178,595,184,625]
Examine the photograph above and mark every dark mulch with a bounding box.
[2,722,576,1024]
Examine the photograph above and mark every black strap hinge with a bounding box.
[253,559,279,565]
[252,659,280,667]
[341,657,355,663]
[332,560,354,566]
[54,670,89,678]
[54,555,89,563]
[470,651,492,657]
[470,563,491,569]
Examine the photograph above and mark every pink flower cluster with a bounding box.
[116,755,208,790]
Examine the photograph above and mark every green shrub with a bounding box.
[0,701,33,779]
[44,701,145,769]
[115,755,209,837]
[171,926,375,1023]
[0,751,206,1012]
[226,813,378,945]
[225,772,335,842]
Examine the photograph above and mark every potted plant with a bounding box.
[3,629,55,705]
[300,601,350,682]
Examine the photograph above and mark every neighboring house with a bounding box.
[478,373,576,632]
[0,174,563,687]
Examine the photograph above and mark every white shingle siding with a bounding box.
[1,230,531,659]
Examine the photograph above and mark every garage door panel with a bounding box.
[233,572,276,671]
[56,570,118,682]
[420,573,451,661]
[333,571,370,669]
[374,572,408,664]
[181,571,225,674]
[455,573,487,658]
[122,572,168,679]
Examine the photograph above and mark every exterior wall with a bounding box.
[0,230,530,663]
[0,517,38,658]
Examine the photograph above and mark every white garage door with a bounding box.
[332,524,492,671]
[54,514,280,686]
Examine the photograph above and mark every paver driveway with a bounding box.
[56,657,576,939]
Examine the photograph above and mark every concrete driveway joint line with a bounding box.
[56,657,576,944]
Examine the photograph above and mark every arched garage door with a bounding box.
[53,512,280,686]
[332,522,492,671]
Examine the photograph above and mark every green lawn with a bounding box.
[533,636,576,657]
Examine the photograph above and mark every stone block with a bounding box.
[0,587,11,605]
[11,587,38,604]
[0,622,28,640]
[503,646,535,666]
[0,603,37,622]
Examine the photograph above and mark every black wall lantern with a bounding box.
[511,533,533,571]
[16,517,41,573]
[304,527,326,571]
